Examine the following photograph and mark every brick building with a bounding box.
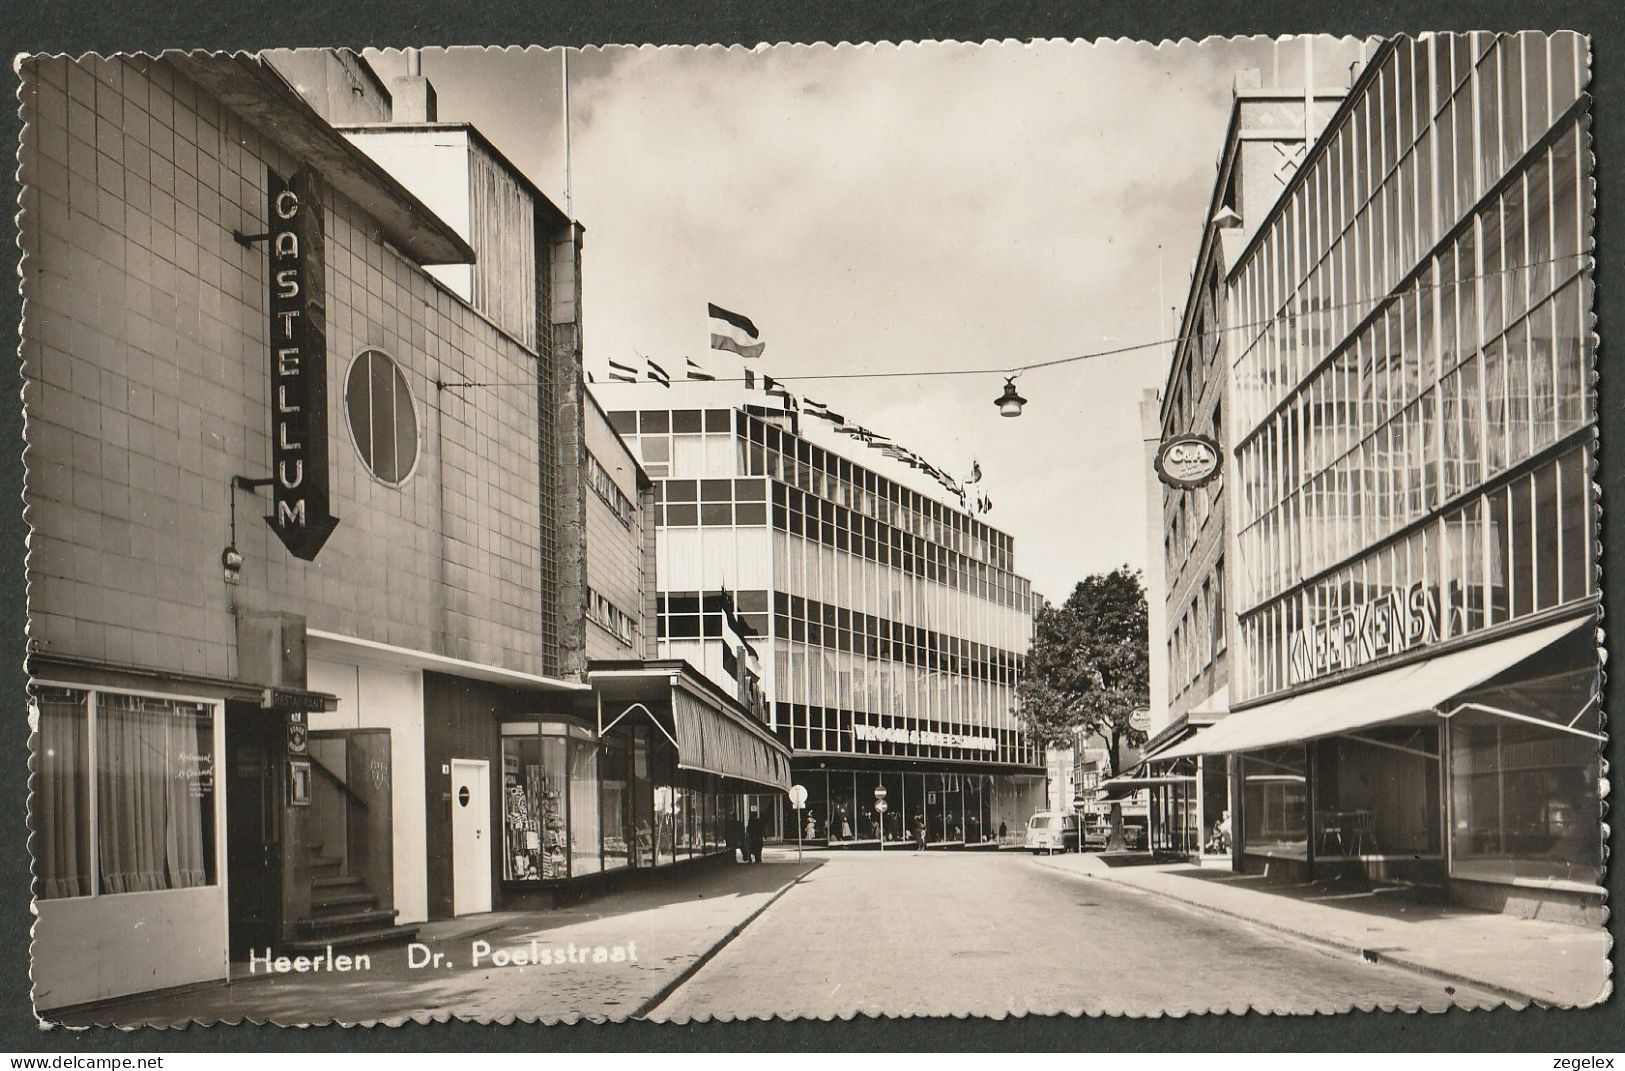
[1131,45,1370,860]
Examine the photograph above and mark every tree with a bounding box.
[1018,566,1150,783]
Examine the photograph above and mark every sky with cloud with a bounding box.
[368,38,1355,601]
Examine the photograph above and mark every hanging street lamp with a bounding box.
[995,377,1027,418]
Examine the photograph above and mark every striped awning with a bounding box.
[670,687,791,792]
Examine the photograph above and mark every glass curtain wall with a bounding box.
[1228,32,1594,703]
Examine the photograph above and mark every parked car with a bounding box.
[1024,811,1080,855]
[1081,813,1110,851]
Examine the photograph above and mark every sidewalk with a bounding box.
[50,854,820,1028]
[1036,853,1611,1007]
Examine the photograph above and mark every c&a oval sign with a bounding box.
[1154,434,1221,489]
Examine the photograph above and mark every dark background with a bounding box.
[0,0,1618,1053]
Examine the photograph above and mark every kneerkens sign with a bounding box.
[265,168,339,561]
[1288,581,1440,685]
[1154,434,1221,489]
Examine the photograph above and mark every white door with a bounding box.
[450,759,491,916]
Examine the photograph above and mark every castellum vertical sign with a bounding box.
[264,168,339,560]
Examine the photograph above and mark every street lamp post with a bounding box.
[874,785,888,854]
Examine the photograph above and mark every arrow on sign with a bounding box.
[263,168,339,561]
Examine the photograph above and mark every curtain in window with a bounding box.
[35,689,89,899]
[96,695,209,893]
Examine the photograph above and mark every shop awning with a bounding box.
[670,686,792,792]
[588,660,792,794]
[1098,774,1195,799]
[1156,617,1591,760]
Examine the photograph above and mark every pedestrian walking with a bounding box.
[913,816,927,852]
[745,807,765,864]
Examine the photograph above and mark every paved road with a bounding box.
[649,849,1499,1019]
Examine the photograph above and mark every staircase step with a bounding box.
[282,925,419,955]
[312,874,366,891]
[311,889,378,912]
[297,907,400,934]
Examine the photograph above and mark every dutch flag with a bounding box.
[708,303,765,359]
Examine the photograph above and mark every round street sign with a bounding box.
[874,785,887,799]
[1128,708,1152,733]
[1072,796,1088,811]
[789,784,809,809]
[1154,433,1221,489]
[875,800,888,813]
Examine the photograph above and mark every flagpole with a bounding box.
[561,48,574,220]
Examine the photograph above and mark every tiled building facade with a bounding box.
[21,50,789,1014]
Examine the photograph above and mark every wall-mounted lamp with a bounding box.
[224,475,273,586]
[995,377,1027,418]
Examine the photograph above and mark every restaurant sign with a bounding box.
[1154,434,1221,489]
[1288,581,1440,685]
[264,168,339,561]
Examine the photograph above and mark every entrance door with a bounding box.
[226,701,283,958]
[450,759,491,916]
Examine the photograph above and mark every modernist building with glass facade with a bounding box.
[596,379,1046,845]
[1161,32,1600,923]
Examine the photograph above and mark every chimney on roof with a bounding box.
[390,47,438,123]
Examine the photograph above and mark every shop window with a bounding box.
[1240,746,1308,860]
[34,687,217,899]
[655,780,677,866]
[35,688,91,899]
[1312,727,1440,860]
[501,732,568,881]
[1449,663,1601,887]
[599,733,630,872]
[569,740,601,877]
[344,349,419,485]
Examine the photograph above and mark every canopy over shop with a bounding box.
[497,661,791,887]
[1158,615,1602,910]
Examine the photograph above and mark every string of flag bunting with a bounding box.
[588,302,994,516]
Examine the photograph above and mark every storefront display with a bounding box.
[1448,645,1602,887]
[782,768,1044,843]
[500,714,747,885]
[501,732,568,881]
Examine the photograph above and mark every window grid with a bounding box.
[1227,33,1592,701]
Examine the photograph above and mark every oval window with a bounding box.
[345,349,419,485]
